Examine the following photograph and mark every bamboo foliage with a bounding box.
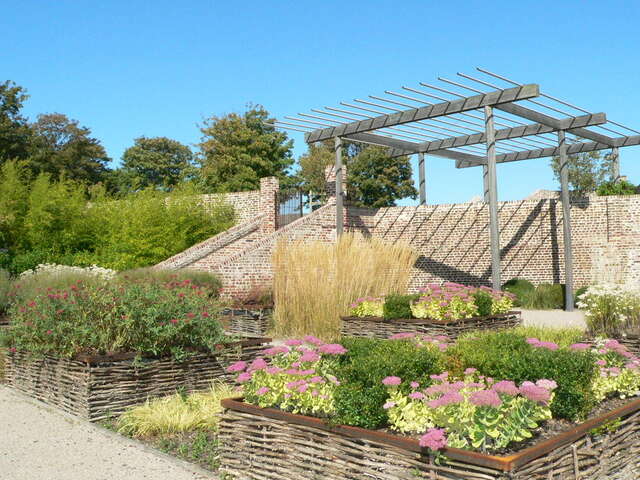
[272,233,417,340]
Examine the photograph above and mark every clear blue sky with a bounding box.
[3,0,639,204]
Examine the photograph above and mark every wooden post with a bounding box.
[418,153,426,205]
[558,130,574,311]
[335,137,343,236]
[482,165,490,202]
[612,146,620,181]
[484,106,501,290]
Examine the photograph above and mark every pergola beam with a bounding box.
[495,103,615,145]
[305,84,540,143]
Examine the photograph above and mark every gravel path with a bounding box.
[0,386,213,480]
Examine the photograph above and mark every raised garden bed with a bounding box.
[221,307,272,337]
[341,311,522,340]
[4,337,270,422]
[219,397,640,479]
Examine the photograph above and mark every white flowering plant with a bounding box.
[577,284,640,336]
[19,263,116,281]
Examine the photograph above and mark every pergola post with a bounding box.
[418,153,426,205]
[611,146,620,181]
[558,130,574,311]
[484,106,501,290]
[335,136,344,236]
[482,165,489,202]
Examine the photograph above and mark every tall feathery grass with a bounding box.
[117,382,237,437]
[272,233,417,340]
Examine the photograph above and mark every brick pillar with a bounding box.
[259,177,279,234]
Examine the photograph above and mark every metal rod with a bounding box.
[418,153,426,205]
[484,105,501,290]
[335,136,343,236]
[557,130,574,311]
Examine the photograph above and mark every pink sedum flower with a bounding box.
[536,379,558,391]
[226,361,247,373]
[492,380,519,396]
[408,391,425,400]
[419,428,447,451]
[382,376,402,386]
[519,382,551,404]
[469,389,502,407]
[284,339,304,346]
[464,367,477,376]
[249,358,268,371]
[318,343,348,355]
[237,372,253,383]
[410,381,420,389]
[256,387,270,396]
[264,346,290,356]
[383,401,396,409]
[299,351,321,363]
[303,335,324,346]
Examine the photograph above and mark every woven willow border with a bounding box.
[341,313,522,340]
[219,398,640,480]
[222,308,273,337]
[5,339,269,422]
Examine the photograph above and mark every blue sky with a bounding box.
[2,0,639,204]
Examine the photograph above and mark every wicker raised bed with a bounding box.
[341,312,522,340]
[221,307,273,337]
[4,338,270,422]
[219,397,640,479]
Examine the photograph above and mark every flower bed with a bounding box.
[219,331,640,479]
[343,283,520,339]
[5,337,269,421]
[219,396,640,479]
[221,307,272,337]
[341,312,521,340]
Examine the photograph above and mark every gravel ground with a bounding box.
[520,308,587,330]
[0,386,214,480]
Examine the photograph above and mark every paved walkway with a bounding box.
[0,387,212,480]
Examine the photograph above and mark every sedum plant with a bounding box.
[228,337,347,416]
[349,296,384,317]
[410,283,478,321]
[382,370,556,453]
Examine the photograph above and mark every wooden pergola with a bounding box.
[270,68,640,310]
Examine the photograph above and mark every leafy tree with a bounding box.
[550,150,615,197]
[596,179,639,196]
[121,136,194,190]
[0,80,33,162]
[297,141,334,198]
[0,160,30,249]
[28,113,110,184]
[197,105,294,192]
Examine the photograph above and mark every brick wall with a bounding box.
[201,190,260,224]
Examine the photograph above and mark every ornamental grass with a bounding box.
[272,233,417,340]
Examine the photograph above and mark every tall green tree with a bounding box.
[297,142,417,208]
[550,150,615,197]
[28,113,110,184]
[0,80,33,162]
[120,136,194,191]
[197,105,294,192]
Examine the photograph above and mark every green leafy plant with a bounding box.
[383,294,420,320]
[332,337,443,429]
[447,331,597,420]
[472,290,493,316]
[0,269,11,316]
[502,278,535,307]
[596,180,639,196]
[2,279,226,360]
[117,268,222,298]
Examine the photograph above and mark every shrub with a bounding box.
[447,331,597,420]
[502,278,535,307]
[383,294,420,320]
[0,269,11,315]
[472,290,493,316]
[117,268,222,298]
[2,280,225,360]
[596,180,639,196]
[517,283,565,310]
[510,326,584,347]
[577,284,640,336]
[410,283,478,321]
[272,233,417,340]
[117,381,237,437]
[332,337,443,428]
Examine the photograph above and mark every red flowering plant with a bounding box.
[1,279,226,361]
[227,336,348,416]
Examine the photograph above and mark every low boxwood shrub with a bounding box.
[382,294,420,320]
[502,278,535,307]
[472,289,493,316]
[1,279,226,360]
[446,331,597,420]
[332,337,443,429]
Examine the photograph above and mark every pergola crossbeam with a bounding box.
[305,84,540,143]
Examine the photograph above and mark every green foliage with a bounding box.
[383,294,419,320]
[502,278,535,307]
[448,331,597,420]
[0,269,11,315]
[296,142,334,200]
[550,150,615,197]
[197,105,294,192]
[596,180,639,196]
[0,160,29,249]
[117,268,222,297]
[472,290,493,316]
[2,279,226,359]
[347,146,417,208]
[525,283,565,310]
[120,137,195,191]
[332,337,442,428]
[510,326,584,347]
[27,113,110,184]
[577,285,640,336]
[0,80,33,162]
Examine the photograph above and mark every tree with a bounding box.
[550,150,615,197]
[0,80,33,162]
[197,105,294,192]
[297,142,418,208]
[28,113,110,184]
[120,136,194,190]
